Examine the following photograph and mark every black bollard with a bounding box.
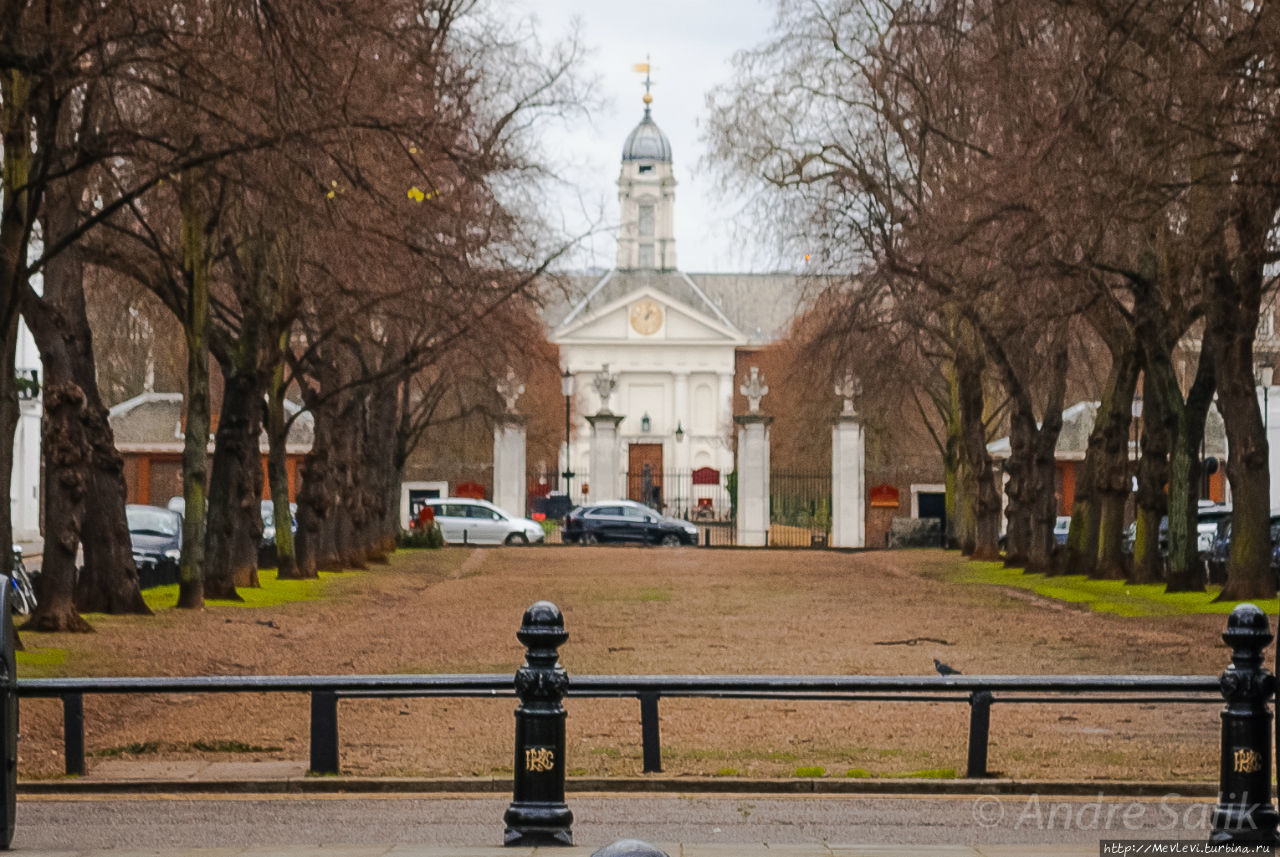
[1210,603,1279,846]
[503,601,573,847]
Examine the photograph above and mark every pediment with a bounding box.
[552,286,746,346]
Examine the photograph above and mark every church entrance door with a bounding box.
[627,443,664,509]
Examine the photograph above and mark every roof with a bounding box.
[688,273,806,345]
[550,270,804,346]
[621,109,673,162]
[987,400,1227,461]
[108,392,314,454]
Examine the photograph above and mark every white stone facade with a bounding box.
[831,417,866,548]
[735,415,772,545]
[11,318,41,544]
[492,421,527,519]
[555,292,743,504]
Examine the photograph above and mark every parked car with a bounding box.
[127,504,183,588]
[1207,512,1280,584]
[562,500,698,546]
[998,516,1071,551]
[259,500,298,565]
[1195,504,1232,557]
[1123,503,1229,561]
[423,498,545,546]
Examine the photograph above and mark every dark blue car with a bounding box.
[127,504,183,588]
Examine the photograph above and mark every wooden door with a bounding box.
[627,443,664,507]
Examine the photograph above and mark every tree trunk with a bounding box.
[1064,459,1099,577]
[177,172,210,610]
[1025,420,1061,576]
[1002,411,1031,567]
[955,342,1000,560]
[943,360,962,550]
[1206,204,1274,601]
[295,377,338,578]
[266,339,300,578]
[981,324,1069,576]
[20,237,93,632]
[23,379,92,633]
[331,395,365,569]
[1214,360,1270,600]
[1024,337,1069,576]
[78,396,151,614]
[20,223,94,632]
[204,367,264,598]
[40,173,149,616]
[1068,342,1137,579]
[365,379,400,561]
[1152,348,1214,593]
[1090,349,1140,580]
[1130,378,1169,584]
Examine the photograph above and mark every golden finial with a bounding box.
[632,55,653,114]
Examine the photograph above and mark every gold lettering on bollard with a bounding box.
[525,747,555,773]
[1233,747,1263,774]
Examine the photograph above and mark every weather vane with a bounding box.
[632,55,653,113]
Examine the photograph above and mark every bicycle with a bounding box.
[8,548,35,616]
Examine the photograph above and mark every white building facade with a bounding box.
[551,94,797,512]
[11,319,41,544]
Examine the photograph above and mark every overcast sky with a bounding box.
[517,0,782,274]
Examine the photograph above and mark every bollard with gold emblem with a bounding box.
[1210,603,1279,845]
[503,601,573,846]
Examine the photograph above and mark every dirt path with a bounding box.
[15,547,1232,781]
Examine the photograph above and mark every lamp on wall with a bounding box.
[641,412,651,433]
[675,420,685,442]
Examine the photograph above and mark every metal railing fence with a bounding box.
[17,672,1222,780]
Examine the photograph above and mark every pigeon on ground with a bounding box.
[933,658,961,676]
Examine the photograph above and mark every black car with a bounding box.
[562,501,698,546]
[1207,512,1280,584]
[127,504,183,588]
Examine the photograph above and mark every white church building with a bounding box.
[550,89,799,508]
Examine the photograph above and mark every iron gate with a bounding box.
[769,470,832,547]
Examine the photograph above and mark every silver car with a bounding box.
[424,498,545,546]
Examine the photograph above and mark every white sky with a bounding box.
[517,0,782,273]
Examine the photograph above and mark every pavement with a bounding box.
[7,761,1226,856]
[11,791,1214,856]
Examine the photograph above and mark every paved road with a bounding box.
[12,793,1214,851]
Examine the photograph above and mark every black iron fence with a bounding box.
[5,600,1280,846]
[621,468,734,523]
[18,670,1223,782]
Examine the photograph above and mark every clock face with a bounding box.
[629,299,664,335]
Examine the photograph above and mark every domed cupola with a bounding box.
[622,107,672,163]
[616,64,677,271]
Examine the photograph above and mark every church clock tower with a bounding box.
[616,68,676,271]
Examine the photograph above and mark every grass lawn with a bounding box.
[13,547,1231,782]
[955,561,1280,618]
